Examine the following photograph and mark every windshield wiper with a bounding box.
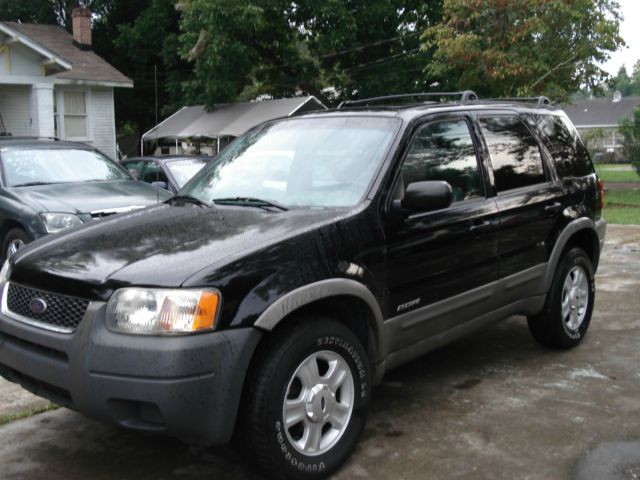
[167,194,211,207]
[11,181,56,187]
[213,197,289,211]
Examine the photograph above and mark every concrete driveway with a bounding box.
[0,225,638,480]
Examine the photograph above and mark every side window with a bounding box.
[533,114,593,177]
[401,119,483,202]
[123,161,144,179]
[141,162,169,185]
[479,115,546,192]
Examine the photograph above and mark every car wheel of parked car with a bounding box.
[2,228,29,261]
[241,316,371,479]
[527,247,595,349]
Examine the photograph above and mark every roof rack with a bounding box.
[337,90,479,109]
[482,96,552,106]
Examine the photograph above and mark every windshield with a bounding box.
[181,116,399,208]
[1,148,130,187]
[165,158,207,188]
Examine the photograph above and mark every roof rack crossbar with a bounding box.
[337,90,478,109]
[482,96,551,106]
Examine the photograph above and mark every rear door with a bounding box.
[383,113,501,351]
[476,113,565,302]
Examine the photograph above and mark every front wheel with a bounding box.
[2,228,30,262]
[527,247,595,349]
[240,316,372,479]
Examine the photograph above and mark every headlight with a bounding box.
[40,212,83,233]
[0,260,11,283]
[106,288,220,335]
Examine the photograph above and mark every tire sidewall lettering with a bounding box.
[275,420,326,473]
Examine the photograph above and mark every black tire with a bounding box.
[2,228,29,262]
[527,247,595,349]
[240,316,372,480]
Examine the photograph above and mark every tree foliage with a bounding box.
[422,0,624,101]
[177,0,443,107]
[97,0,189,129]
[608,62,640,96]
[619,107,640,177]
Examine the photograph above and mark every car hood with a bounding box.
[8,180,170,214]
[11,204,349,297]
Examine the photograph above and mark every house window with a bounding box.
[63,91,87,138]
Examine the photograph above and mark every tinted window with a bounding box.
[479,116,546,192]
[402,119,483,202]
[531,114,593,177]
[122,160,144,179]
[1,148,130,187]
[141,162,169,185]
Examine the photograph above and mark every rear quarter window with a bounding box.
[530,114,594,177]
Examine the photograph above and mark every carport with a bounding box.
[141,96,326,155]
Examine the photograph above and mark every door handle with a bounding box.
[544,202,563,216]
[468,221,492,234]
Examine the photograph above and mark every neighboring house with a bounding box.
[561,93,640,160]
[0,8,132,159]
[142,96,326,156]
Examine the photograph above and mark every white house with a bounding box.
[0,8,132,159]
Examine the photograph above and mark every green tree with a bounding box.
[422,0,624,101]
[0,0,58,24]
[177,0,444,107]
[619,107,640,177]
[96,0,190,133]
[292,0,443,101]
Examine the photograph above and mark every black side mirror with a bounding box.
[401,181,452,212]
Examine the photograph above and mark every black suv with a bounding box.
[0,93,606,479]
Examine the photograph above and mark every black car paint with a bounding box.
[0,105,604,447]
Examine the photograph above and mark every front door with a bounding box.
[383,115,501,352]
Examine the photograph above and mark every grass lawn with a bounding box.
[603,188,640,225]
[594,164,640,224]
[596,164,640,183]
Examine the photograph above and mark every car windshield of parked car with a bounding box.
[1,148,130,187]
[181,117,399,208]
[165,158,207,188]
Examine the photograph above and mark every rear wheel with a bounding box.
[2,228,29,262]
[527,247,595,348]
[240,316,371,479]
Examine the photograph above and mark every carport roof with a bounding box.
[142,96,326,141]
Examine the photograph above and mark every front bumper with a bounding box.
[0,286,261,444]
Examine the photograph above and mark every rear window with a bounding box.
[530,114,593,177]
[478,115,546,192]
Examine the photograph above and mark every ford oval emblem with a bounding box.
[30,298,47,315]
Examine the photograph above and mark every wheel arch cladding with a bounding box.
[253,278,385,365]
[543,217,600,291]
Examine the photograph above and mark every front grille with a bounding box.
[5,283,90,332]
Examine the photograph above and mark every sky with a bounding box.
[601,0,640,75]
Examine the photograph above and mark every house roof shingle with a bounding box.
[4,21,132,87]
[560,96,640,128]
